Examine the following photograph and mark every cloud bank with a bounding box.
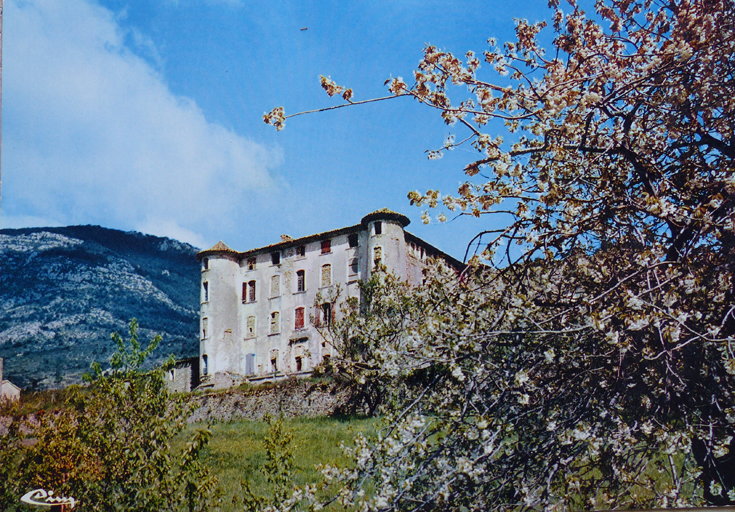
[3,0,281,247]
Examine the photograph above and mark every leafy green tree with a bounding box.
[0,319,219,511]
[234,415,322,512]
[268,0,735,509]
[0,407,26,507]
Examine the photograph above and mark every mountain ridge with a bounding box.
[0,225,202,390]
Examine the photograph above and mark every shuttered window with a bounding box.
[295,307,305,329]
[321,264,331,287]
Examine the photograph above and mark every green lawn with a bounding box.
[189,415,379,509]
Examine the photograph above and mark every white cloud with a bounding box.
[0,214,65,230]
[135,219,208,249]
[3,0,280,243]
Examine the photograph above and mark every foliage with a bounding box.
[194,416,378,512]
[319,271,420,416]
[0,388,72,417]
[268,0,735,509]
[320,263,717,510]
[234,415,299,511]
[232,415,352,512]
[0,407,26,508]
[262,416,297,503]
[0,319,219,511]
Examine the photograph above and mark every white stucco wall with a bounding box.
[196,211,458,389]
[0,380,20,402]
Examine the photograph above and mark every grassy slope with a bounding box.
[192,416,378,510]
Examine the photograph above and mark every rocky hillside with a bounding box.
[0,226,201,390]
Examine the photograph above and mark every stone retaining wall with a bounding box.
[187,379,352,423]
[0,379,354,436]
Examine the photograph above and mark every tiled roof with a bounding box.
[208,241,233,252]
[196,240,239,259]
[195,210,462,270]
[361,208,410,227]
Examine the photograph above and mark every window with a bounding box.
[271,275,281,297]
[321,239,331,254]
[320,303,333,326]
[314,303,335,327]
[248,280,256,302]
[321,264,331,287]
[295,356,303,371]
[270,311,280,334]
[348,233,358,247]
[271,252,281,265]
[349,258,359,276]
[322,339,332,363]
[202,318,208,339]
[296,245,306,258]
[295,307,305,329]
[270,350,279,372]
[296,270,306,292]
[374,247,383,268]
[242,282,247,301]
[203,281,209,302]
[202,257,209,270]
[246,316,256,337]
[202,354,208,376]
[245,353,257,375]
[374,221,382,235]
[247,257,256,270]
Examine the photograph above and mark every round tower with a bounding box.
[196,241,241,385]
[361,209,410,279]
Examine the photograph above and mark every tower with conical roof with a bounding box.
[361,208,411,280]
[197,241,242,386]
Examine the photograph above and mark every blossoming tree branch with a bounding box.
[267,0,735,509]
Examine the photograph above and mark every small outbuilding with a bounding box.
[0,358,21,402]
[165,357,200,393]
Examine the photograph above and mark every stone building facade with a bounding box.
[0,358,21,402]
[165,356,200,393]
[195,209,461,389]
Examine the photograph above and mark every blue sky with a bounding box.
[2,0,551,259]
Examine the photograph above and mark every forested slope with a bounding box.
[0,225,200,389]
